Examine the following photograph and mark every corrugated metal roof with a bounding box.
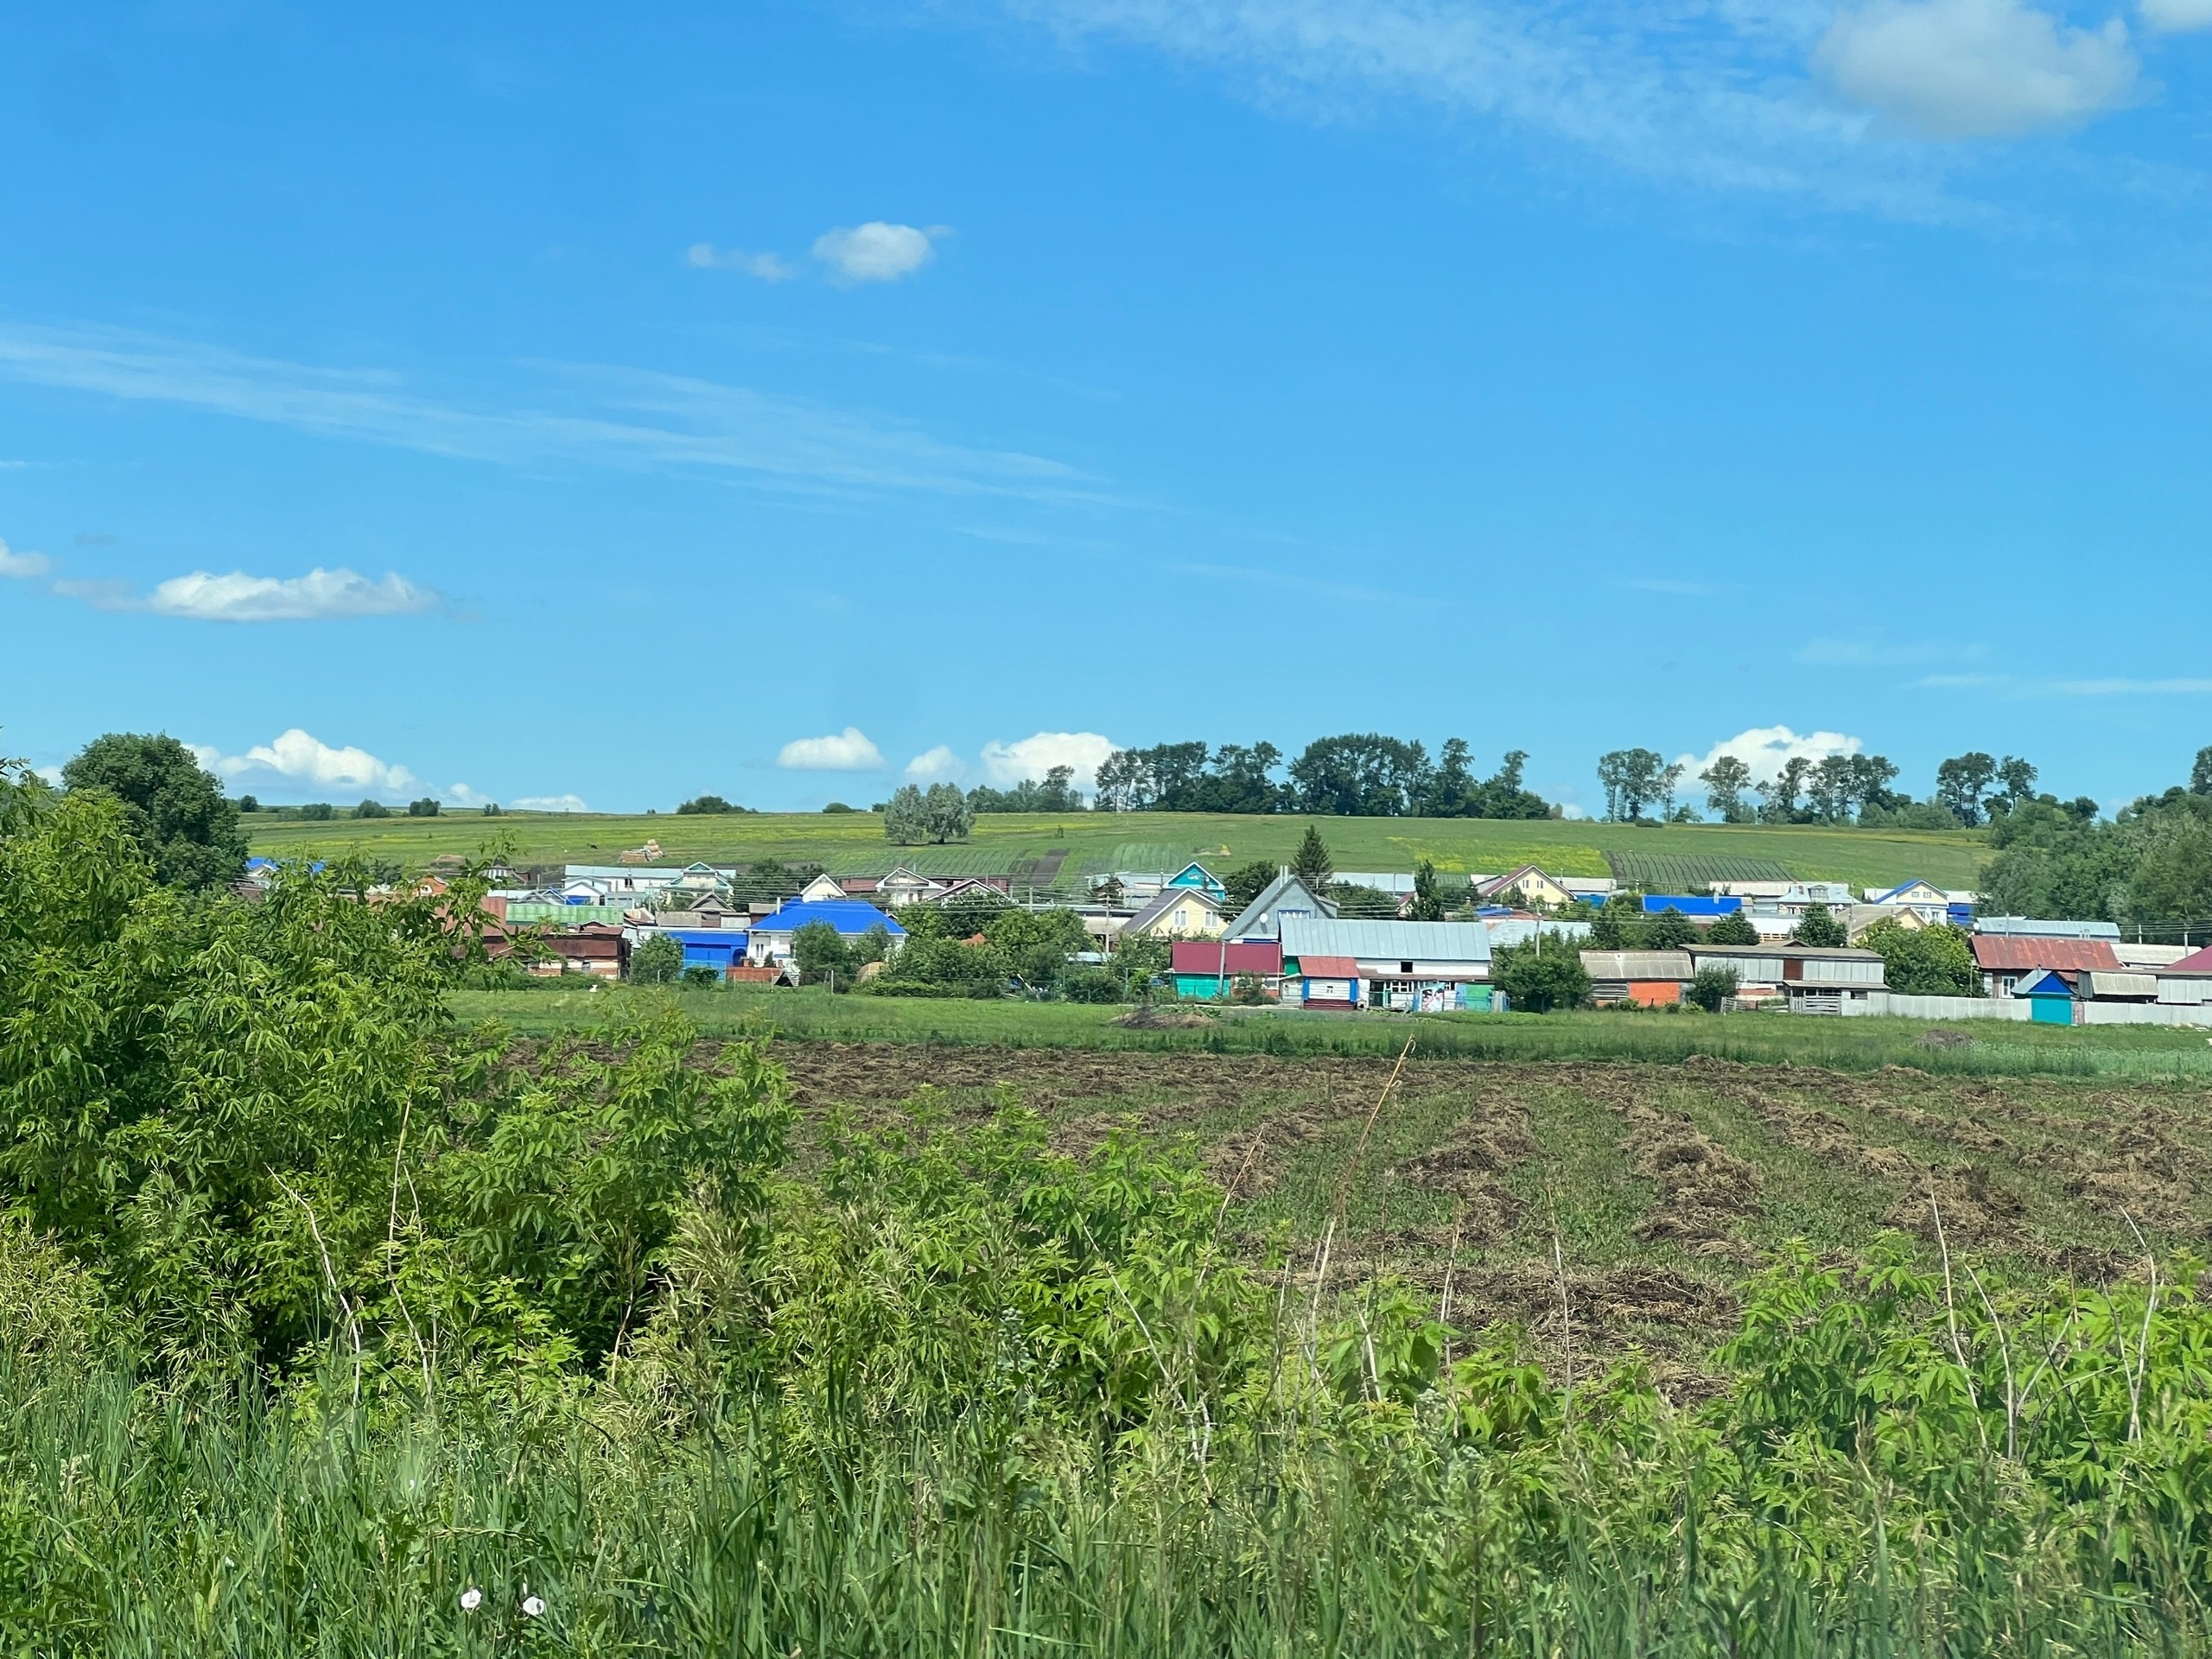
[1580,950,1694,980]
[1972,936,2120,973]
[1281,917,1493,963]
[749,900,906,936]
[1975,917,2121,939]
[2163,944,2212,975]
[1171,940,1281,976]
[1298,956,1360,977]
[2082,971,2158,999]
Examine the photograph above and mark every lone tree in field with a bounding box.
[1291,824,1333,891]
[62,732,248,891]
[885,782,976,845]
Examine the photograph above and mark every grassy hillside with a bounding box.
[257,809,1988,890]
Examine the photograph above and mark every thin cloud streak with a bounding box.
[1004,0,1974,219]
[0,322,1113,505]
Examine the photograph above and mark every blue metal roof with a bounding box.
[1641,895,1742,917]
[748,899,906,937]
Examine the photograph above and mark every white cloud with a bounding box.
[904,744,968,781]
[1796,636,1985,667]
[513,793,590,811]
[812,222,940,283]
[979,731,1118,789]
[1680,724,1864,785]
[0,537,49,578]
[2141,0,2212,29]
[130,567,440,622]
[777,728,886,771]
[194,728,423,795]
[1816,0,2137,137]
[687,243,800,281]
[2052,677,2212,695]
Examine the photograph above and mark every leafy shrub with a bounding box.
[1687,964,1738,1012]
[628,933,683,986]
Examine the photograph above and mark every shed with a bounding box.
[2080,970,2158,1002]
[1580,950,1694,1006]
[1171,939,1283,1000]
[656,928,752,978]
[1291,955,1362,1011]
[2015,968,2078,1024]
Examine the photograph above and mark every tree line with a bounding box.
[1594,746,2101,830]
[1095,736,1552,818]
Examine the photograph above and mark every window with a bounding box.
[1400,960,1414,974]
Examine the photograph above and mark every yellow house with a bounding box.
[1120,886,1226,940]
[1476,864,1578,909]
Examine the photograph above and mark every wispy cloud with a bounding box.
[1910,671,2212,696]
[1002,0,1975,217]
[61,566,442,622]
[686,243,801,281]
[1170,559,1410,606]
[0,322,1105,504]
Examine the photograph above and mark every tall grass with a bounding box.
[2,1349,2195,1658]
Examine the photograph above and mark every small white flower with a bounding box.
[460,1586,483,1611]
[522,1594,545,1618]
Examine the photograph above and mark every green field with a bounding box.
[454,984,2212,1078]
[257,808,1989,891]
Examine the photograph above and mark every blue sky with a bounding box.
[2,0,2209,816]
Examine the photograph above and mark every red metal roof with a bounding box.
[1171,940,1281,976]
[2163,944,2212,974]
[1297,955,1360,977]
[1970,936,2121,973]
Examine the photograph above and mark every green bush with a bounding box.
[628,933,683,985]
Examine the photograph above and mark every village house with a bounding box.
[745,899,906,967]
[1475,865,1579,909]
[1221,868,1338,942]
[1279,917,1497,1011]
[1118,886,1226,941]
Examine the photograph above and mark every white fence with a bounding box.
[1840,992,2212,1027]
[1843,995,2029,1021]
[2081,1001,2212,1027]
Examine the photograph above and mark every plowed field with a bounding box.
[749,1041,2212,1373]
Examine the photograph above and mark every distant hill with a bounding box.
[246,810,1989,893]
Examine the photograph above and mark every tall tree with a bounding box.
[2192,746,2212,797]
[1993,755,2038,815]
[1935,752,1999,827]
[884,785,930,845]
[924,782,974,844]
[1291,824,1333,891]
[1406,859,1446,921]
[1595,748,1665,821]
[1700,755,1753,823]
[62,732,247,891]
[1758,757,1814,823]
